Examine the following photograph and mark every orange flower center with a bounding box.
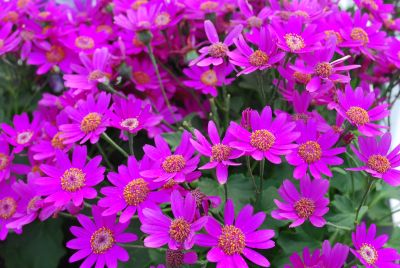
[211,144,231,162]
[209,42,228,58]
[314,62,333,78]
[80,112,102,133]
[294,197,315,218]
[162,155,186,173]
[250,129,276,151]
[169,217,191,243]
[201,70,218,86]
[359,243,378,265]
[133,71,150,84]
[346,106,370,126]
[200,1,219,11]
[0,153,9,171]
[284,33,305,51]
[123,178,150,206]
[351,27,369,45]
[75,36,95,50]
[90,227,115,254]
[0,197,17,220]
[298,141,322,163]
[61,168,86,192]
[51,132,65,149]
[293,71,312,84]
[218,225,246,255]
[324,30,343,44]
[367,154,391,174]
[46,46,65,63]
[249,50,269,67]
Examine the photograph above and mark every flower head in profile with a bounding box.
[285,240,349,268]
[351,222,400,267]
[0,22,21,55]
[114,4,160,31]
[191,121,242,184]
[228,27,285,76]
[1,112,41,153]
[335,85,389,137]
[98,156,169,223]
[196,199,275,267]
[348,133,400,186]
[271,175,329,227]
[141,190,207,250]
[286,120,345,179]
[66,206,137,267]
[64,47,112,95]
[60,92,111,144]
[35,146,104,208]
[141,131,200,183]
[229,105,299,163]
[190,20,243,67]
[233,0,269,28]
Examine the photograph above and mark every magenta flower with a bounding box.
[130,58,169,92]
[233,0,269,28]
[190,20,243,67]
[386,37,400,68]
[0,139,30,181]
[351,222,400,267]
[1,112,41,153]
[66,206,137,267]
[0,22,20,55]
[65,25,108,54]
[182,64,234,97]
[109,95,162,137]
[190,121,242,184]
[35,146,104,208]
[348,133,400,186]
[159,249,198,267]
[98,156,169,223]
[286,120,345,179]
[229,106,299,163]
[335,85,389,137]
[141,131,200,183]
[60,92,111,144]
[64,47,112,95]
[0,180,23,240]
[271,175,329,227]
[196,199,275,267]
[273,16,323,53]
[114,4,159,31]
[285,240,349,268]
[140,190,207,250]
[228,27,285,75]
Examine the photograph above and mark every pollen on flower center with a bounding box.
[133,71,151,84]
[61,167,86,192]
[211,143,231,162]
[191,188,206,207]
[293,71,312,84]
[46,45,65,63]
[166,249,184,267]
[200,1,219,11]
[324,30,343,44]
[0,153,9,171]
[249,50,269,67]
[80,112,102,133]
[284,33,305,51]
[247,16,263,28]
[169,217,191,243]
[155,12,171,26]
[75,35,95,50]
[367,154,391,174]
[359,243,378,265]
[131,0,148,10]
[162,155,186,173]
[298,141,322,163]
[16,131,34,145]
[0,197,17,220]
[314,62,333,78]
[123,178,150,206]
[27,196,41,213]
[88,70,109,81]
[120,117,139,131]
[90,227,115,254]
[201,70,218,86]
[346,106,370,125]
[250,129,276,151]
[294,197,315,218]
[163,179,177,189]
[209,42,228,58]
[51,132,65,149]
[351,27,369,45]
[218,225,246,255]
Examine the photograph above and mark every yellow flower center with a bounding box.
[250,129,276,151]
[46,46,65,63]
[131,0,148,10]
[169,217,191,243]
[209,42,228,58]
[247,16,263,28]
[351,27,369,45]
[162,155,186,173]
[346,106,370,126]
[201,70,218,86]
[155,12,171,27]
[123,178,150,206]
[120,118,139,131]
[90,227,115,254]
[284,33,305,51]
[294,197,315,218]
[51,132,65,149]
[314,62,333,78]
[0,197,17,220]
[60,168,86,192]
[200,1,219,11]
[80,112,102,133]
[75,36,95,50]
[249,50,269,67]
[367,154,391,174]
[298,141,322,163]
[211,144,231,162]
[293,71,312,84]
[218,225,246,255]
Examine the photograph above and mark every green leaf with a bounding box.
[277,227,322,255]
[162,131,183,150]
[0,218,66,268]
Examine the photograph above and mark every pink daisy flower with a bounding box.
[63,47,112,95]
[140,190,207,250]
[0,139,30,181]
[228,27,285,75]
[1,112,41,153]
[65,25,109,54]
[60,92,111,144]
[232,0,269,28]
[130,58,169,92]
[228,105,299,163]
[348,133,400,186]
[66,206,138,267]
[0,22,21,56]
[98,156,169,223]
[351,222,400,267]
[182,63,234,97]
[386,37,400,68]
[141,131,200,183]
[285,120,345,179]
[155,249,198,267]
[271,175,329,227]
[190,20,243,67]
[190,121,242,184]
[35,146,105,208]
[335,85,389,137]
[196,199,275,267]
[0,180,23,240]
[114,4,159,32]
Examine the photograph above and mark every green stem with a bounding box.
[377,207,400,222]
[257,71,266,104]
[222,84,230,129]
[223,183,228,202]
[101,133,129,158]
[354,177,374,226]
[128,133,135,156]
[257,159,265,204]
[95,143,114,170]
[98,83,127,99]
[326,221,352,231]
[246,156,258,194]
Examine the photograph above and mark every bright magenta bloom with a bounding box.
[0,22,20,55]
[67,206,137,267]
[0,181,23,240]
[271,175,329,227]
[196,199,275,267]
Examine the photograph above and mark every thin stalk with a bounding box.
[101,133,129,158]
[377,207,400,222]
[354,177,374,226]
[95,143,114,170]
[98,83,127,99]
[326,221,352,231]
[257,159,265,204]
[222,84,230,129]
[128,133,135,156]
[223,183,228,202]
[257,71,266,104]
[246,156,258,193]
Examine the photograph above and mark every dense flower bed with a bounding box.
[0,0,399,267]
